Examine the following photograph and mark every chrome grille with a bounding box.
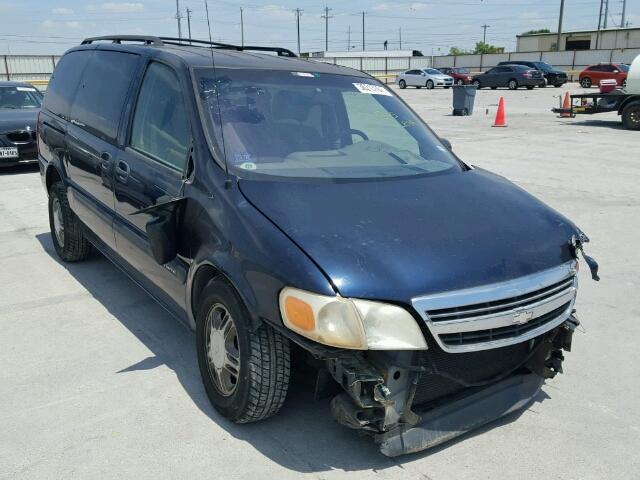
[411,262,578,353]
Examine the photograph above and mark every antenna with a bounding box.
[204,0,231,185]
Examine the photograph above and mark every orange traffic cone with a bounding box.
[492,97,507,127]
[559,92,571,118]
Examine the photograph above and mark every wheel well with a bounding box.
[45,165,62,193]
[191,264,221,321]
[618,97,640,115]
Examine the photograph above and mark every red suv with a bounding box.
[579,63,629,88]
[438,67,473,85]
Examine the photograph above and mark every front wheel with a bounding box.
[196,278,291,423]
[398,79,406,89]
[621,102,640,130]
[48,182,91,262]
[426,80,434,89]
[580,77,592,88]
[508,79,518,90]
[472,80,481,89]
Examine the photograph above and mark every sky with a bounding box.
[0,0,638,55]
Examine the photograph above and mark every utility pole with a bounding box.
[603,0,609,28]
[175,0,182,40]
[295,8,302,55]
[621,0,627,28]
[362,11,365,51]
[321,7,333,52]
[186,8,192,43]
[555,0,565,51]
[399,27,402,49]
[596,0,604,48]
[240,7,244,47]
[481,24,490,44]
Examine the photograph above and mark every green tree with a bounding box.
[473,42,504,54]
[449,46,472,56]
[521,28,551,35]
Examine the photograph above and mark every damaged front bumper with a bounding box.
[328,316,579,457]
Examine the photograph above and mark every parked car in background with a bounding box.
[0,81,43,167]
[397,68,454,89]
[437,67,473,85]
[471,65,543,90]
[497,60,567,87]
[579,63,629,88]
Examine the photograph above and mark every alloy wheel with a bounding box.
[205,303,241,397]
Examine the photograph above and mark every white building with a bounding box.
[517,27,640,52]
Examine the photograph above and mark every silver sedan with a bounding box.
[397,68,454,89]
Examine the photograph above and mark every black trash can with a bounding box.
[452,85,477,116]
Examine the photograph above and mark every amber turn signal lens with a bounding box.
[284,296,315,331]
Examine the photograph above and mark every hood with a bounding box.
[0,109,38,134]
[239,169,579,302]
[433,74,452,80]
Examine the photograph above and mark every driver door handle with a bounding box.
[115,160,130,182]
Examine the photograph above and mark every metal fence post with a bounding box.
[384,57,388,84]
[480,53,483,72]
[3,56,10,81]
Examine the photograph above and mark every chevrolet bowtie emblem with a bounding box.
[512,310,534,325]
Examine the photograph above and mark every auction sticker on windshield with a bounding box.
[352,83,392,96]
[0,147,19,158]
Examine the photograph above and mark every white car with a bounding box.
[397,68,454,89]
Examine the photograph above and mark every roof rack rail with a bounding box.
[81,35,164,46]
[80,35,297,58]
[159,37,297,57]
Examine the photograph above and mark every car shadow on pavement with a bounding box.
[560,119,625,130]
[36,231,549,474]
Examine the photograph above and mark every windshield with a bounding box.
[196,68,461,180]
[456,68,470,74]
[533,62,553,72]
[619,64,630,72]
[424,69,442,75]
[0,85,42,109]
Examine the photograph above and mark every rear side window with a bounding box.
[130,62,190,171]
[43,51,90,119]
[70,50,140,144]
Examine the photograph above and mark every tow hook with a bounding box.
[571,233,600,281]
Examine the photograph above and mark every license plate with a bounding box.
[0,147,19,158]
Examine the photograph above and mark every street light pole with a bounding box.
[362,11,365,51]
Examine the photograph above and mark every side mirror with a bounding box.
[613,70,619,73]
[421,72,426,76]
[146,214,177,265]
[440,137,453,151]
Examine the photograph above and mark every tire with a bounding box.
[416,86,422,89]
[196,278,290,423]
[398,79,406,89]
[426,80,434,89]
[48,182,91,262]
[580,77,592,88]
[621,102,640,131]
[526,85,534,90]
[472,79,481,89]
[491,87,497,90]
[508,79,518,90]
[455,79,464,86]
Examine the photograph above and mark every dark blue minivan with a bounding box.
[38,36,596,456]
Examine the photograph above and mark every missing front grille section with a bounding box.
[427,276,574,322]
[439,302,570,346]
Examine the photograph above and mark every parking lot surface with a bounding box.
[1,84,639,479]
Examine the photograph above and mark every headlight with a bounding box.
[279,287,428,350]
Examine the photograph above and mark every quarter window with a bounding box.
[130,62,190,170]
